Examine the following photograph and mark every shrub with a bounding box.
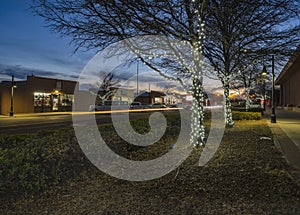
[232,107,263,113]
[232,111,262,120]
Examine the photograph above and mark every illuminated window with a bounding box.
[61,94,74,106]
[34,92,51,107]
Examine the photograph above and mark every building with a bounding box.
[134,90,166,105]
[89,86,135,104]
[108,87,134,103]
[0,75,78,115]
[276,45,300,107]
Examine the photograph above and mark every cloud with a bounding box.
[0,64,78,81]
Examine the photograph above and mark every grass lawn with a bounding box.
[0,119,300,214]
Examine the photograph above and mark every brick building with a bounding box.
[134,90,166,105]
[276,45,300,107]
[0,75,78,115]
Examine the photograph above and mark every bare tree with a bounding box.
[204,0,300,126]
[31,0,299,142]
[231,63,262,111]
[89,71,120,104]
[31,0,209,146]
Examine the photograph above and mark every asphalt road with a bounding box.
[0,110,180,135]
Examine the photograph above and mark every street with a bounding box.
[0,109,180,135]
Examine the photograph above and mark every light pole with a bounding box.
[9,75,16,117]
[261,65,267,111]
[136,60,139,95]
[270,55,276,123]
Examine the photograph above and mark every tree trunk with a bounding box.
[190,78,206,146]
[245,87,251,111]
[223,81,234,127]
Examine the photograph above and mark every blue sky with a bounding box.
[0,1,222,93]
[0,1,170,91]
[0,0,94,82]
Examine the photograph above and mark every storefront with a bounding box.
[33,92,74,112]
[0,75,78,115]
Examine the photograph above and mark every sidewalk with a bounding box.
[264,107,300,183]
[0,112,73,118]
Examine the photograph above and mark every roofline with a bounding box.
[276,44,300,84]
[27,75,78,83]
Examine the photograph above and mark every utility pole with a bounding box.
[9,75,15,117]
[136,60,139,95]
[271,55,276,123]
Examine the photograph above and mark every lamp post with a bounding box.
[261,65,267,111]
[262,56,276,123]
[270,55,276,123]
[9,75,16,117]
[136,60,139,95]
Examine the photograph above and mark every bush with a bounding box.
[232,107,263,113]
[232,111,262,120]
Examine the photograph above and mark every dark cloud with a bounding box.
[0,64,77,81]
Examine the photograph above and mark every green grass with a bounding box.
[0,114,187,196]
[3,112,300,214]
[1,120,299,214]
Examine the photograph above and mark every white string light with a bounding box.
[188,0,207,146]
[125,1,208,146]
[223,76,234,126]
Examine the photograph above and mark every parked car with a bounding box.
[89,103,104,111]
[150,102,167,108]
[176,103,192,110]
[249,102,261,109]
[130,102,146,109]
[89,100,129,111]
[167,103,178,108]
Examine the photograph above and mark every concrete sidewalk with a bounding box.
[264,108,300,183]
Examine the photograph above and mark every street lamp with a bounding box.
[261,56,276,123]
[261,65,267,111]
[9,75,17,117]
[136,60,139,95]
[270,55,276,123]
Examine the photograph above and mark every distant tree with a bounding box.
[231,62,262,111]
[89,71,120,103]
[204,0,300,126]
[163,84,177,104]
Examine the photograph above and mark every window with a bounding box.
[34,93,51,107]
[60,94,74,106]
[121,89,128,95]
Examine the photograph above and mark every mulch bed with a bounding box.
[1,120,300,214]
